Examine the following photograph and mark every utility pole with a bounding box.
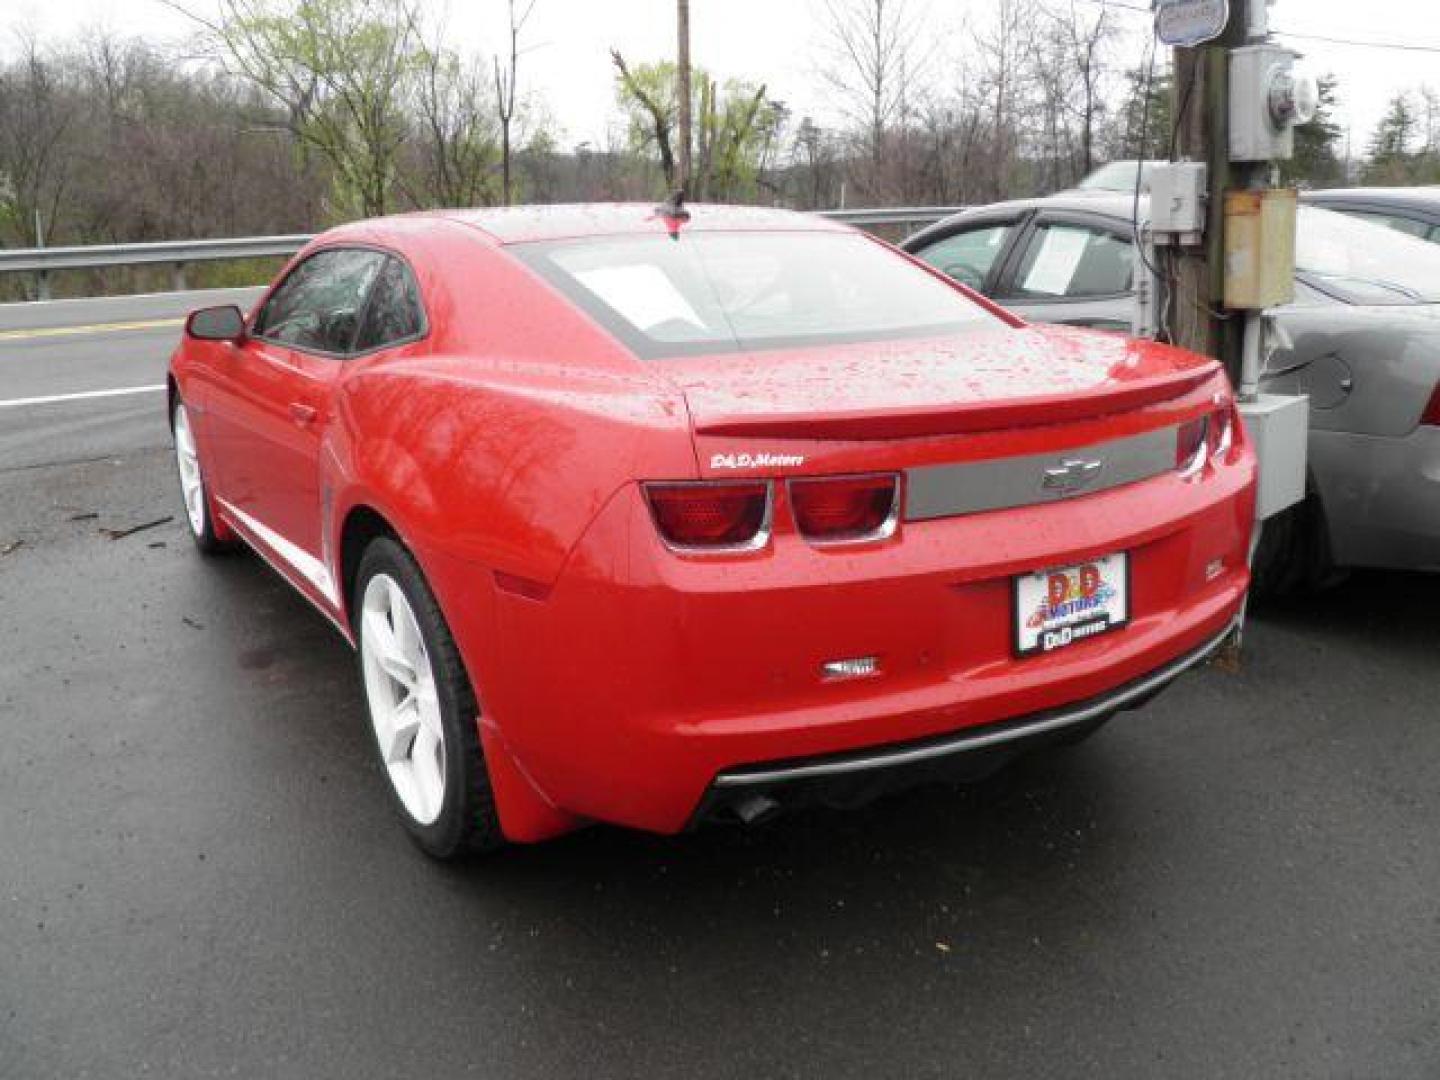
[1167,1,1252,382]
[676,0,692,194]
[1156,0,1314,547]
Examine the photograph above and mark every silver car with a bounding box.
[1305,186,1440,242]
[902,193,1440,590]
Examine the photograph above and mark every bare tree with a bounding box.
[817,0,929,200]
[1056,0,1113,177]
[494,0,537,206]
[169,0,424,217]
[611,49,677,188]
[971,0,1035,201]
[407,31,500,208]
[787,116,841,209]
[0,32,79,249]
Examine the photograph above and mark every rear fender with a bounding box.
[328,359,694,829]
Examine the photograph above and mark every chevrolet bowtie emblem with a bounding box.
[1042,458,1104,493]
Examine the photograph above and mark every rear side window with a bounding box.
[254,248,385,355]
[354,256,425,353]
[912,224,1014,291]
[517,231,1003,359]
[1010,224,1133,300]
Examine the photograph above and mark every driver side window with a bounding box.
[913,224,1014,292]
[253,248,386,356]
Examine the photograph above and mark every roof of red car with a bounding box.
[426,202,849,244]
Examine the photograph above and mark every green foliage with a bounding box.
[612,54,782,200]
[1120,65,1172,161]
[209,0,523,218]
[213,0,422,219]
[612,55,680,186]
[1361,91,1440,185]
[1364,94,1413,184]
[1283,74,1344,189]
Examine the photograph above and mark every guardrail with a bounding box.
[0,207,963,301]
[0,235,313,300]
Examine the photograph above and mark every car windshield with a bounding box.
[1297,205,1440,304]
[517,231,1003,358]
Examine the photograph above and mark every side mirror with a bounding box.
[186,305,246,342]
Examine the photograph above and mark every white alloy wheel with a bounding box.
[360,572,447,825]
[173,401,207,537]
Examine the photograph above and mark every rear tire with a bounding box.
[354,536,504,858]
[1250,491,1336,602]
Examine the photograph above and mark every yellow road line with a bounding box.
[0,318,184,342]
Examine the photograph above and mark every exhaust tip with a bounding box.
[729,793,782,826]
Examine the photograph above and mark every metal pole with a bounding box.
[676,0,692,193]
[1238,309,1264,400]
[33,210,49,301]
[1167,1,1249,382]
[1236,0,1275,403]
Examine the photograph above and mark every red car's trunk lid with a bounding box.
[670,325,1216,441]
[661,325,1221,478]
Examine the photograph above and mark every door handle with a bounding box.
[289,403,318,426]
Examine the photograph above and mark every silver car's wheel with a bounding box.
[360,572,447,826]
[173,401,207,537]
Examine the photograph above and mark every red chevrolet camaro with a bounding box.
[169,203,1255,857]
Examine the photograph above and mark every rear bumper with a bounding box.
[692,615,1238,825]
[445,447,1254,839]
[1312,426,1440,572]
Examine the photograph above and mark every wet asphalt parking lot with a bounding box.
[2,296,1438,1078]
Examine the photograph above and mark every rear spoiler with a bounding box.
[692,362,1223,441]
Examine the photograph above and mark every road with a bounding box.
[2,294,1439,1078]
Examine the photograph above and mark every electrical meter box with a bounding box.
[1149,162,1207,245]
[1230,42,1313,162]
[1224,188,1296,309]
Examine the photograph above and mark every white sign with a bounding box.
[1156,0,1229,47]
[1021,227,1091,297]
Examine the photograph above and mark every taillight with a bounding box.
[1176,416,1209,476]
[1422,383,1440,426]
[788,473,899,544]
[645,481,770,552]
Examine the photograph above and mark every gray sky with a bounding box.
[6,0,1440,158]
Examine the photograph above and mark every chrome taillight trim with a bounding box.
[1211,409,1235,463]
[1177,415,1210,480]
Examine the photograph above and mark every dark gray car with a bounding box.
[902,193,1440,588]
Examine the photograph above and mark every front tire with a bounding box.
[354,536,504,858]
[172,397,233,555]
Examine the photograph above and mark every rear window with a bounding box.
[515,231,1003,358]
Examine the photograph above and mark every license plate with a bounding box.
[1014,553,1130,657]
